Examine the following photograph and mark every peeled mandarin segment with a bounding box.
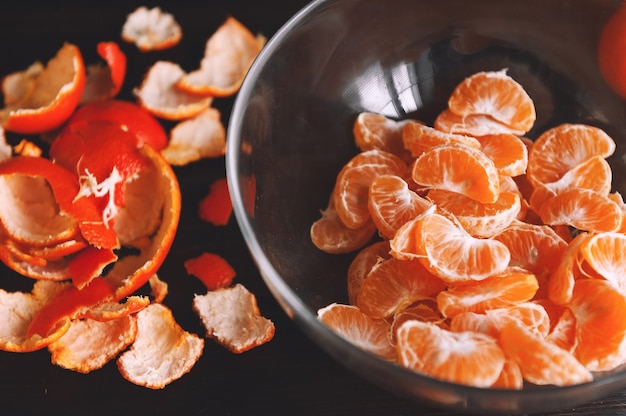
[161,107,227,166]
[192,284,275,353]
[569,279,626,372]
[546,307,577,353]
[317,303,396,361]
[434,109,527,136]
[436,267,539,318]
[427,189,521,238]
[356,257,445,318]
[538,188,623,233]
[334,159,407,229]
[493,359,524,390]
[411,143,500,204]
[450,302,551,339]
[579,232,626,293]
[353,112,409,159]
[547,232,592,305]
[447,69,536,134]
[401,120,480,157]
[492,220,568,278]
[475,133,528,177]
[0,43,86,134]
[367,174,432,240]
[176,17,265,97]
[49,315,137,373]
[310,195,377,254]
[408,212,510,284]
[396,320,506,388]
[527,123,616,187]
[529,155,612,213]
[499,321,592,386]
[346,240,391,305]
[133,61,213,121]
[121,6,182,52]
[117,303,204,389]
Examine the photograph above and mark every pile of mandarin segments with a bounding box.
[311,69,626,389]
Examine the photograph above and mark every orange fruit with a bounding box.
[391,211,510,284]
[529,155,612,213]
[401,120,480,157]
[450,302,551,339]
[333,150,408,229]
[475,133,528,177]
[569,279,626,371]
[346,241,391,305]
[317,303,396,361]
[538,188,622,233]
[411,143,500,204]
[597,4,626,99]
[434,109,527,136]
[447,69,536,134]
[437,267,539,318]
[353,112,409,159]
[356,256,445,318]
[367,174,432,239]
[499,321,593,386]
[579,232,626,293]
[1,43,86,134]
[310,196,377,254]
[428,189,521,238]
[390,302,448,338]
[396,319,506,388]
[527,123,616,187]
[546,306,577,353]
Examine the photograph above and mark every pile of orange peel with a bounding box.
[0,7,273,389]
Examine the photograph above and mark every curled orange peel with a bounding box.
[0,43,86,134]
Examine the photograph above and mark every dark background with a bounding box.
[0,1,625,415]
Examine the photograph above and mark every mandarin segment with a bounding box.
[411,143,500,204]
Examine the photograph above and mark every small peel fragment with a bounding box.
[117,303,203,389]
[121,6,182,52]
[198,177,232,226]
[184,252,235,291]
[48,314,137,373]
[192,283,275,353]
[161,108,226,165]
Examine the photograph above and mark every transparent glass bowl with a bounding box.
[226,0,626,413]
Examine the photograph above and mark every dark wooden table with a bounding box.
[0,1,625,415]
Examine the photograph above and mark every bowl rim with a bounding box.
[226,0,626,412]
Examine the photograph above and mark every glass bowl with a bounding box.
[226,0,626,413]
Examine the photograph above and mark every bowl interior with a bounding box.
[227,0,626,413]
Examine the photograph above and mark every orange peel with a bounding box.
[121,6,182,52]
[117,303,203,389]
[49,314,137,373]
[192,283,275,353]
[0,43,86,134]
[80,41,127,104]
[161,107,226,165]
[133,60,213,120]
[176,17,266,97]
